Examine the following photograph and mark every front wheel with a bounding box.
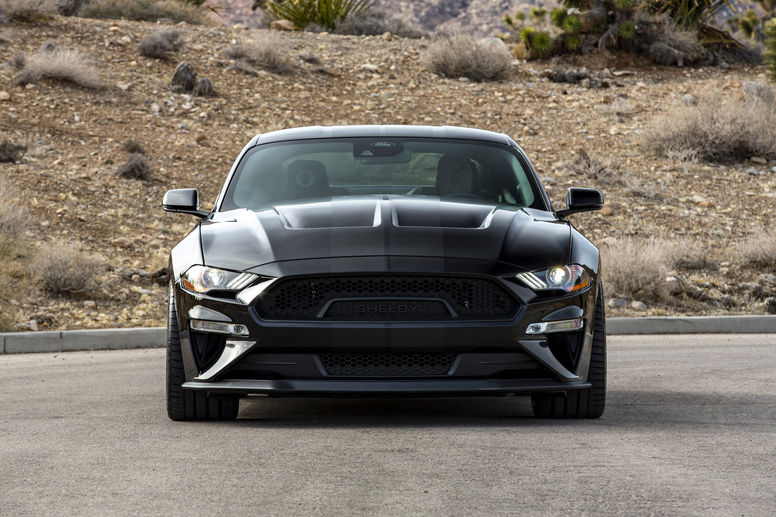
[531,284,607,419]
[167,283,239,421]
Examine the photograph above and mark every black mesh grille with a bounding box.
[256,275,518,321]
[319,353,456,377]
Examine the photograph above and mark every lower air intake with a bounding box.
[319,353,456,377]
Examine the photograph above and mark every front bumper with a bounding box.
[183,378,592,396]
[172,275,598,397]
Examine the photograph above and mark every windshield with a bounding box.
[219,138,542,211]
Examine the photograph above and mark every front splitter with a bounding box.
[182,378,591,396]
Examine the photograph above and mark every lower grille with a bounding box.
[319,353,457,377]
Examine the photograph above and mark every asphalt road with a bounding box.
[1,334,775,516]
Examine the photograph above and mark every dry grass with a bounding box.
[335,8,424,38]
[603,238,677,302]
[225,34,296,75]
[9,54,26,69]
[122,139,147,155]
[565,149,664,199]
[138,28,183,59]
[423,33,512,82]
[0,0,59,22]
[0,178,33,330]
[567,149,617,183]
[32,241,106,296]
[738,230,776,267]
[117,153,153,180]
[603,237,722,302]
[642,88,776,163]
[0,177,29,256]
[193,77,215,97]
[57,0,89,16]
[15,49,102,89]
[649,23,707,66]
[0,139,26,162]
[673,240,718,270]
[78,0,211,25]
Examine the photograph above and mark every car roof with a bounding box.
[251,125,513,146]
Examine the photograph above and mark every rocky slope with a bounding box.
[213,0,765,35]
[213,0,537,35]
[0,15,774,331]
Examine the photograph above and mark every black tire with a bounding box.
[167,284,239,421]
[531,284,606,419]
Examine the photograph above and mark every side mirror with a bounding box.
[162,188,209,218]
[556,187,604,218]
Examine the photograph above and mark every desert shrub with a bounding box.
[766,19,776,82]
[0,139,26,162]
[39,40,57,52]
[619,20,636,39]
[531,7,547,21]
[15,49,102,89]
[642,89,776,162]
[298,53,321,65]
[193,77,215,96]
[603,238,678,301]
[10,54,25,69]
[57,0,89,16]
[123,139,147,155]
[334,8,423,37]
[0,177,29,255]
[562,149,663,198]
[423,33,511,82]
[170,61,197,92]
[673,240,717,270]
[32,241,105,296]
[138,28,183,59]
[737,9,760,39]
[0,178,32,330]
[567,149,617,183]
[0,0,59,22]
[562,14,581,33]
[261,0,375,30]
[225,34,296,75]
[516,26,553,59]
[506,1,746,65]
[738,230,776,267]
[117,153,153,180]
[741,80,775,104]
[646,16,708,66]
[549,7,567,27]
[78,0,211,25]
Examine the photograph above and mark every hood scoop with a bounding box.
[391,200,496,229]
[275,199,381,229]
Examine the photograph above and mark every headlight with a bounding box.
[515,264,591,293]
[181,265,258,294]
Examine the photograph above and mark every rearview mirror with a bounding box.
[556,187,604,218]
[162,188,209,218]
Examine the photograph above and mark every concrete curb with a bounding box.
[0,328,165,354]
[1,316,775,354]
[607,315,776,335]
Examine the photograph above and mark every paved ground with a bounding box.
[1,334,775,516]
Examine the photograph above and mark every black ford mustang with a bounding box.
[162,125,606,420]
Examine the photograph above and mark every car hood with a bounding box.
[200,197,570,275]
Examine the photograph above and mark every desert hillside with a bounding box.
[214,0,533,35]
[1,14,775,331]
[213,0,750,35]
